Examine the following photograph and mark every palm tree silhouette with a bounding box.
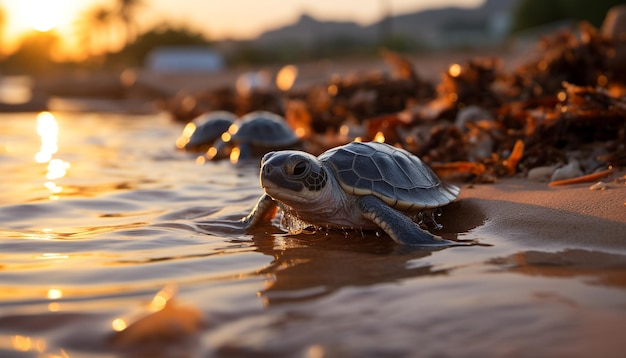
[76,5,115,56]
[116,0,144,45]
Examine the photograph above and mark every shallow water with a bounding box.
[1,112,625,357]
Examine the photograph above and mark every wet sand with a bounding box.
[449,170,626,251]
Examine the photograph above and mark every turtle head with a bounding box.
[260,150,328,203]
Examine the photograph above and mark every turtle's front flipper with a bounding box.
[241,194,278,229]
[358,195,454,247]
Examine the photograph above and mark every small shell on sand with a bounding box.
[551,160,583,182]
[589,181,607,190]
[527,165,557,182]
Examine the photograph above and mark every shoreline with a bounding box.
[447,169,626,253]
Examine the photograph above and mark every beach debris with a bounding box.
[551,159,584,182]
[209,111,300,162]
[527,165,557,182]
[507,22,613,100]
[455,105,494,129]
[589,181,608,190]
[602,5,626,82]
[504,139,525,175]
[285,99,313,139]
[549,168,614,186]
[435,58,502,115]
[162,16,625,183]
[430,161,487,179]
[111,285,203,349]
[241,141,470,247]
[462,119,500,162]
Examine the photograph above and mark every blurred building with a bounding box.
[146,47,224,72]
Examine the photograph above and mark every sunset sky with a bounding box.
[1,0,483,59]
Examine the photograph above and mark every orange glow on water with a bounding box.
[112,318,128,332]
[150,284,177,311]
[34,112,71,197]
[36,253,70,260]
[46,159,70,180]
[10,335,47,353]
[11,335,33,351]
[47,288,63,300]
[35,112,58,163]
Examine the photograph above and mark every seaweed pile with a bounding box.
[170,22,625,184]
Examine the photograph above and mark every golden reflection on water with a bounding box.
[34,112,71,198]
[111,284,180,335]
[9,336,71,358]
[46,159,70,180]
[36,253,70,260]
[47,288,63,300]
[47,288,63,312]
[22,228,56,240]
[10,335,47,353]
[112,318,128,332]
[149,284,177,311]
[35,111,58,164]
[4,335,71,358]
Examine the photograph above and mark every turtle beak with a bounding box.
[260,153,304,194]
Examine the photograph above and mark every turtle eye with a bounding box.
[291,161,308,178]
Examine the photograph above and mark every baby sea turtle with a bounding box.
[213,111,299,160]
[182,111,237,151]
[241,141,461,246]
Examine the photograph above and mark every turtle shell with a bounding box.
[186,111,236,149]
[232,111,299,147]
[319,141,459,211]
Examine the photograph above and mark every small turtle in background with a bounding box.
[241,141,466,247]
[177,111,237,151]
[211,111,300,162]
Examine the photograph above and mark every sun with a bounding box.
[14,0,67,32]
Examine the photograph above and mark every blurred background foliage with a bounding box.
[0,0,622,75]
[511,0,625,33]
